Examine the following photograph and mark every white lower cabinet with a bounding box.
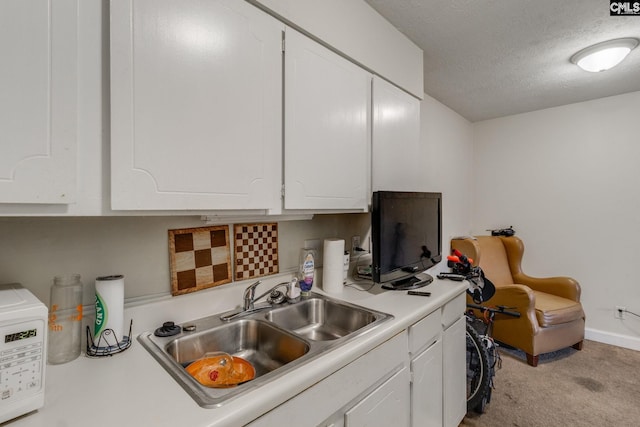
[441,294,466,427]
[345,367,410,426]
[443,316,466,427]
[409,292,466,427]
[408,307,442,427]
[248,291,466,427]
[411,339,443,427]
[248,332,409,427]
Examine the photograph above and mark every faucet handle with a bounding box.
[243,280,262,310]
[267,289,286,305]
[246,280,261,294]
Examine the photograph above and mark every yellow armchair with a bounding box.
[452,236,585,366]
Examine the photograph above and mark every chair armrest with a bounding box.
[512,273,581,301]
[474,284,540,336]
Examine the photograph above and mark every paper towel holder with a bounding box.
[85,319,133,357]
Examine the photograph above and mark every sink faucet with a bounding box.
[222,280,291,321]
[243,280,262,310]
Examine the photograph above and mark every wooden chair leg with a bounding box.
[572,340,584,351]
[526,353,539,367]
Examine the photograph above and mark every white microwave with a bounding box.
[0,283,48,424]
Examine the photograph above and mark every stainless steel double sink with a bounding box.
[138,292,393,408]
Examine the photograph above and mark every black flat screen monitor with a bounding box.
[371,191,442,290]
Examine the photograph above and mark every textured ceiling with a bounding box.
[364,0,640,122]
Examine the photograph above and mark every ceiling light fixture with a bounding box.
[570,38,639,72]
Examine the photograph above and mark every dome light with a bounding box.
[570,38,638,72]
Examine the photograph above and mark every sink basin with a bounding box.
[138,292,392,408]
[166,319,309,377]
[265,297,378,341]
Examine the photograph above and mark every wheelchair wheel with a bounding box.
[466,321,491,412]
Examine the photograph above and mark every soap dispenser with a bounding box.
[299,248,315,296]
[287,277,301,303]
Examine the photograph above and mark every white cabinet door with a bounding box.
[110,0,283,210]
[345,366,410,427]
[0,0,77,204]
[248,332,408,427]
[442,316,466,427]
[284,27,370,211]
[371,76,421,192]
[411,340,443,427]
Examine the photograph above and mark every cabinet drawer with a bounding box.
[408,310,441,356]
[441,293,465,329]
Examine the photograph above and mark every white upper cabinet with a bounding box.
[253,0,424,98]
[283,28,371,211]
[110,0,283,211]
[0,0,78,204]
[371,76,421,192]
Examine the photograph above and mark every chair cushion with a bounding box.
[533,291,584,327]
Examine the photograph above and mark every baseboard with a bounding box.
[585,327,640,351]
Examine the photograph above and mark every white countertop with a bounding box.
[6,274,466,427]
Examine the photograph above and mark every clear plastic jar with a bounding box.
[48,274,83,364]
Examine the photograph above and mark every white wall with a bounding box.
[420,94,475,273]
[0,214,370,307]
[473,90,640,349]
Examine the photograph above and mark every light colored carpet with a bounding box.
[460,340,640,427]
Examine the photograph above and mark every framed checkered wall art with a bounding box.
[234,223,279,281]
[168,225,232,296]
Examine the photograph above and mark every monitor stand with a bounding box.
[381,272,433,291]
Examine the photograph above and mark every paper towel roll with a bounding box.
[323,239,345,294]
[94,275,125,344]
